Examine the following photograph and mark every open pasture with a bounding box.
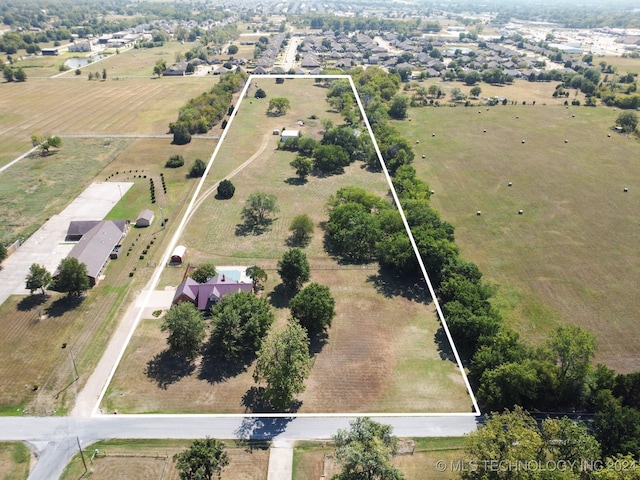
[397,103,640,372]
[0,74,212,168]
[61,439,269,480]
[104,77,473,414]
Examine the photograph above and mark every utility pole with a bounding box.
[77,437,88,473]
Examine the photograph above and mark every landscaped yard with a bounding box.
[395,101,640,372]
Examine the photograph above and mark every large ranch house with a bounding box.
[172,267,253,311]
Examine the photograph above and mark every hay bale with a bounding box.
[508,182,513,187]
[624,187,629,192]
[477,211,481,216]
[518,210,523,215]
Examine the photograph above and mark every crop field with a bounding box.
[395,102,640,372]
[103,77,473,414]
[0,73,213,168]
[61,439,269,480]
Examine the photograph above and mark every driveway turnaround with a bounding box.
[0,182,133,306]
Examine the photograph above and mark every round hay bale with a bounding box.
[607,134,611,137]
[521,139,526,144]
[432,133,436,137]
[564,139,568,143]
[478,111,482,114]
[516,116,519,119]
[508,182,513,187]
[416,140,420,144]
[477,211,482,216]
[572,114,575,118]
[518,209,523,215]
[422,154,426,159]
[430,190,435,195]
[624,187,629,192]
[483,129,487,133]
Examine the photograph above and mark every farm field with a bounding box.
[60,439,269,480]
[103,77,473,414]
[395,102,640,372]
[0,73,214,168]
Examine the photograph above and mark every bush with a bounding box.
[165,155,185,168]
[255,88,267,99]
[217,179,235,199]
[172,122,191,145]
[189,158,206,177]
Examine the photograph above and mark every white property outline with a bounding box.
[94,74,480,418]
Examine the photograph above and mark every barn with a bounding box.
[136,209,155,228]
[170,245,187,264]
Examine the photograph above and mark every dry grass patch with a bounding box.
[396,102,640,372]
[0,442,31,480]
[293,438,466,480]
[61,439,269,480]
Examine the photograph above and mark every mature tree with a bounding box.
[333,417,404,480]
[246,265,267,292]
[102,68,107,80]
[161,302,206,359]
[388,93,410,120]
[277,248,310,292]
[241,191,279,232]
[313,144,350,175]
[0,243,6,263]
[254,87,266,99]
[189,158,207,178]
[470,86,482,98]
[13,67,26,82]
[172,122,192,145]
[290,155,313,180]
[190,263,217,283]
[55,257,89,296]
[327,203,381,262]
[267,97,291,115]
[253,320,312,410]
[3,65,14,82]
[209,291,274,359]
[616,111,638,133]
[466,407,600,479]
[174,437,229,480]
[32,134,62,155]
[547,325,597,407]
[289,283,335,336]
[593,390,640,458]
[153,59,167,77]
[289,214,314,246]
[217,179,235,199]
[25,263,52,295]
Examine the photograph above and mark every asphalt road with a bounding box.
[0,414,479,479]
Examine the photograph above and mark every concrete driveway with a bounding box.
[0,182,133,306]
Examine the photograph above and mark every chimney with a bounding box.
[221,274,226,282]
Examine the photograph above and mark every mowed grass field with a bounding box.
[103,78,473,414]
[0,442,31,480]
[0,72,214,168]
[395,101,640,372]
[61,439,269,480]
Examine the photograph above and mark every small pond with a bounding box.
[64,54,106,69]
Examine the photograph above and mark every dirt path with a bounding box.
[70,131,273,418]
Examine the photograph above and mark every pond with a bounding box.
[64,54,106,70]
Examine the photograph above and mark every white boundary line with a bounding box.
[93,73,480,417]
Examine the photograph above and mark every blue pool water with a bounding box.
[217,269,241,281]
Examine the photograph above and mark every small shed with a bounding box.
[136,209,154,228]
[280,129,300,142]
[171,245,187,264]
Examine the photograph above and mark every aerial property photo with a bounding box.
[0,0,639,478]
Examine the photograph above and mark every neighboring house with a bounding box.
[59,220,129,286]
[171,245,187,264]
[172,273,253,311]
[135,209,154,228]
[163,61,187,76]
[66,220,101,241]
[68,40,92,52]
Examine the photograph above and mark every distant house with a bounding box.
[59,220,129,286]
[135,209,154,228]
[41,48,60,56]
[163,61,187,76]
[172,273,253,311]
[171,245,187,264]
